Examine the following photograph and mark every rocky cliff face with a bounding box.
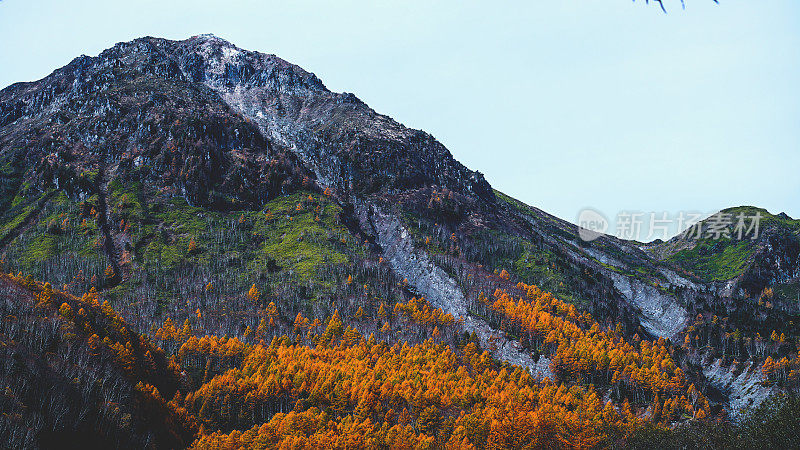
[149,34,493,201]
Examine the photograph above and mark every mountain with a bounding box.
[1,35,799,448]
[648,206,800,299]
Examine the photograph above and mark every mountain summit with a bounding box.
[1,34,492,210]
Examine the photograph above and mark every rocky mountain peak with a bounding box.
[1,35,494,205]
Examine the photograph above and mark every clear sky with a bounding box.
[1,0,798,240]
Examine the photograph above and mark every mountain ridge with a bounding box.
[4,34,796,340]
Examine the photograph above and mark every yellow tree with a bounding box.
[323,310,344,341]
[248,284,261,302]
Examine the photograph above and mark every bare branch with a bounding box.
[636,0,719,13]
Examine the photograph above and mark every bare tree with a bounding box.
[637,0,719,13]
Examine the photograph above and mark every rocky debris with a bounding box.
[463,315,553,379]
[535,215,690,340]
[581,246,626,269]
[364,205,553,379]
[657,267,699,289]
[367,206,467,317]
[583,249,689,339]
[573,247,690,339]
[702,358,776,418]
[604,271,688,340]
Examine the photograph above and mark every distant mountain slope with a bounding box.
[648,207,800,300]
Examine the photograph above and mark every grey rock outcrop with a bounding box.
[363,205,552,379]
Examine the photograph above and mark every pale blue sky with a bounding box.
[1,0,798,239]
